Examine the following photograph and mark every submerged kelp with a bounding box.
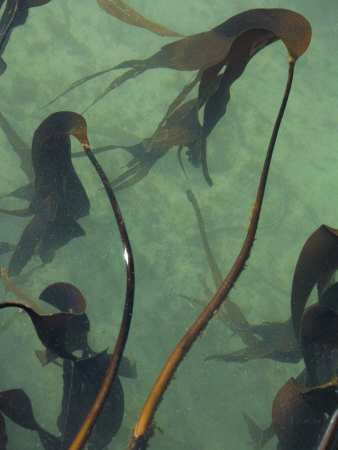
[0,0,51,75]
[1,2,337,449]
[47,9,311,186]
[0,111,135,449]
[0,112,90,276]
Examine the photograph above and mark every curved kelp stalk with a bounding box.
[127,19,311,447]
[184,189,263,347]
[48,111,136,450]
[46,9,311,186]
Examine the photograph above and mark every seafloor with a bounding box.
[0,0,337,449]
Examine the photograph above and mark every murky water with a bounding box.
[0,0,337,448]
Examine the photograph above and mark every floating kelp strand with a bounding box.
[97,0,182,37]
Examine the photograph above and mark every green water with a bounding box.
[0,0,337,448]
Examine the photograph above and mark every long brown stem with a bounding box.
[127,57,295,450]
[69,139,135,449]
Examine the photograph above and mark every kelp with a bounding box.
[0,388,61,449]
[184,189,261,346]
[205,318,301,364]
[127,11,311,448]
[0,280,129,448]
[0,0,52,75]
[0,111,136,449]
[301,304,338,387]
[97,0,182,37]
[243,369,307,450]
[58,351,124,449]
[47,9,311,186]
[0,287,90,360]
[291,225,338,340]
[2,5,331,450]
[272,376,338,450]
[185,188,302,362]
[238,222,338,448]
[0,112,91,276]
[71,76,201,190]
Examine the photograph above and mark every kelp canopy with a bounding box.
[1,1,338,449]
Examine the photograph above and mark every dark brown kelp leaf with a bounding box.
[197,9,311,184]
[0,388,60,449]
[291,225,338,340]
[97,0,181,37]
[7,197,52,276]
[58,352,124,449]
[272,377,338,450]
[6,111,91,276]
[30,112,90,219]
[244,371,307,450]
[39,282,87,314]
[0,300,90,359]
[301,304,338,387]
[118,355,137,379]
[319,280,338,312]
[0,388,41,430]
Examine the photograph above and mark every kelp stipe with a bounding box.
[61,111,135,449]
[127,11,311,448]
